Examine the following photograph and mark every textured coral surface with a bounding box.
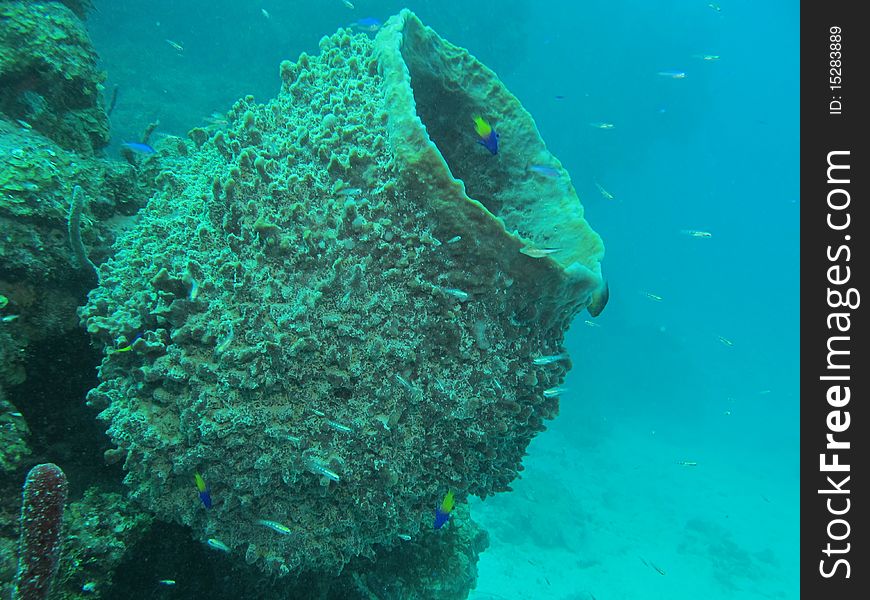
[0,119,149,393]
[81,10,605,577]
[0,1,107,154]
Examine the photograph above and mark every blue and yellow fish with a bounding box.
[194,473,212,509]
[433,490,455,529]
[473,116,499,155]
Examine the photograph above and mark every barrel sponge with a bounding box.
[376,10,606,323]
[79,10,606,579]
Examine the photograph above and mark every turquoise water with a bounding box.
[85,0,796,597]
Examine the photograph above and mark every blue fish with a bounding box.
[354,17,382,32]
[529,165,560,178]
[122,141,156,155]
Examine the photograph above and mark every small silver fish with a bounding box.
[326,420,353,433]
[261,8,271,19]
[257,519,292,535]
[443,288,470,301]
[313,465,341,482]
[446,235,462,244]
[657,71,687,79]
[341,0,355,8]
[204,111,228,126]
[165,39,184,52]
[529,165,560,178]
[395,374,413,391]
[398,533,412,541]
[533,353,569,366]
[594,182,615,201]
[158,579,176,586]
[543,387,567,398]
[206,538,231,552]
[519,246,560,258]
[589,121,615,129]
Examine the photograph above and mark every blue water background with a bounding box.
[88,1,799,597]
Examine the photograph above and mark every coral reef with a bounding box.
[0,1,107,154]
[0,4,158,596]
[0,119,151,393]
[1,478,153,600]
[51,487,153,599]
[345,504,490,599]
[0,388,30,474]
[102,504,487,600]
[80,8,605,583]
[54,1,92,20]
